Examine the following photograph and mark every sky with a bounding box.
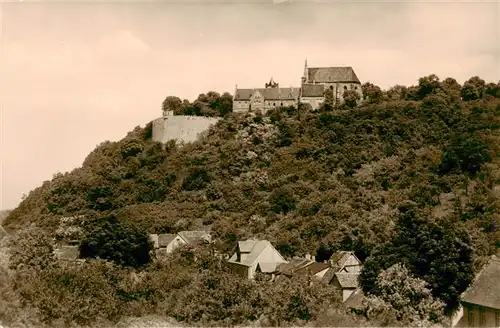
[1,0,499,210]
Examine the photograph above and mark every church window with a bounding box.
[355,86,358,90]
[273,103,276,106]
[344,86,347,90]
[281,102,283,106]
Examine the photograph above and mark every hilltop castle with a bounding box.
[152,61,363,145]
[233,60,363,112]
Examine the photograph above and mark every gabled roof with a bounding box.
[461,256,500,310]
[177,230,211,244]
[229,240,283,267]
[234,87,300,101]
[158,234,178,248]
[307,67,360,84]
[301,83,325,97]
[54,245,79,261]
[344,288,366,309]
[277,258,313,276]
[321,267,337,285]
[334,273,359,289]
[296,262,330,276]
[329,251,361,271]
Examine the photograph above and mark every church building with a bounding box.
[233,60,363,112]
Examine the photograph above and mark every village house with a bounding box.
[228,239,287,280]
[53,245,81,263]
[321,251,363,302]
[233,60,363,113]
[453,255,500,327]
[149,230,211,257]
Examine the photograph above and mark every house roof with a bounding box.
[301,83,325,97]
[461,256,500,310]
[277,258,313,276]
[229,240,283,267]
[329,251,361,271]
[177,230,211,244]
[344,288,366,309]
[234,87,300,101]
[334,273,360,289]
[307,67,361,84]
[296,262,330,276]
[321,267,337,285]
[54,245,79,261]
[158,234,178,248]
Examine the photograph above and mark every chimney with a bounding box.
[305,253,311,260]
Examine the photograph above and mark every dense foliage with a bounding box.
[2,75,500,327]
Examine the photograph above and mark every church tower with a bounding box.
[301,59,308,84]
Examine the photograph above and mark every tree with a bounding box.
[79,216,153,268]
[322,87,334,110]
[439,133,491,175]
[162,96,184,115]
[361,82,383,104]
[8,226,57,271]
[417,74,441,99]
[485,82,500,98]
[461,76,486,101]
[367,263,445,326]
[359,205,475,315]
[343,90,361,109]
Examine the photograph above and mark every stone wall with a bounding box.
[152,115,221,144]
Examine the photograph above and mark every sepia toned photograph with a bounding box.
[0,0,499,327]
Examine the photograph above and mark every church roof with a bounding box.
[301,83,325,97]
[307,67,360,83]
[234,87,300,101]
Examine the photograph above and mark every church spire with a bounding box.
[302,58,308,84]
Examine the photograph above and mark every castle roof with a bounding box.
[234,87,300,101]
[307,66,360,84]
[301,83,325,97]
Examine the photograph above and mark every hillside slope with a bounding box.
[2,76,500,326]
[5,80,500,260]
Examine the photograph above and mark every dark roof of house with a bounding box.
[334,273,360,289]
[234,87,300,101]
[277,258,313,276]
[321,267,337,285]
[461,256,500,310]
[158,234,178,248]
[54,245,79,261]
[344,288,366,309]
[301,83,325,97]
[307,67,361,84]
[296,262,330,276]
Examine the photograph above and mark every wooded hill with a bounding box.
[2,75,500,327]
